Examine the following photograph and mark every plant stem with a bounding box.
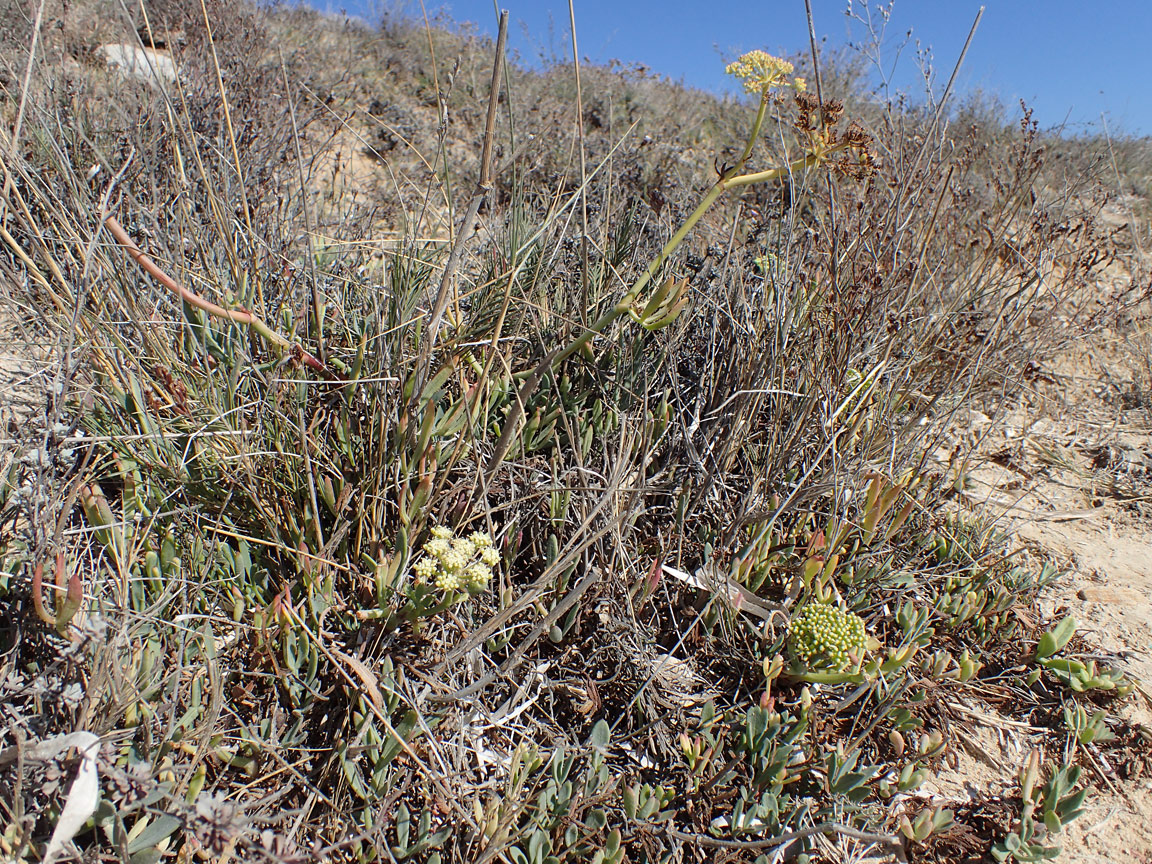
[103,214,332,378]
[736,92,771,167]
[548,144,843,372]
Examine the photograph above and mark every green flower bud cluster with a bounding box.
[787,603,868,673]
[412,525,499,594]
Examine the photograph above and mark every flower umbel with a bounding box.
[725,50,804,95]
[464,562,492,590]
[787,603,869,673]
[411,525,499,598]
[412,556,438,581]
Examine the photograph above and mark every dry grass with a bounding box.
[0,1,1147,862]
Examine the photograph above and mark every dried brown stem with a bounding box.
[421,9,509,353]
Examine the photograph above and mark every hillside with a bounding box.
[1,2,1150,863]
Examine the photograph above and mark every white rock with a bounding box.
[95,44,177,87]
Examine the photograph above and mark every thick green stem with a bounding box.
[782,667,870,685]
[547,144,843,373]
[549,180,727,370]
[736,92,771,167]
[727,142,847,188]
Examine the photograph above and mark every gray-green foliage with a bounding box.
[992,757,1088,862]
[0,3,1139,860]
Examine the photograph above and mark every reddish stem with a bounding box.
[103,214,331,377]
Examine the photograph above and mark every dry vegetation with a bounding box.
[1,1,1150,862]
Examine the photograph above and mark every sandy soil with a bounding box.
[0,293,53,428]
[926,247,1152,862]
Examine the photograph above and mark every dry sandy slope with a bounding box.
[932,296,1152,862]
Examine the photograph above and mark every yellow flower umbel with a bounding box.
[725,50,805,96]
[410,524,498,597]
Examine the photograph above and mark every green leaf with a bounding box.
[396,803,410,851]
[700,701,716,728]
[747,707,768,748]
[528,829,550,864]
[1036,617,1076,660]
[235,541,252,579]
[551,748,571,784]
[622,785,638,820]
[420,363,455,406]
[339,744,370,800]
[589,720,610,751]
[1056,787,1088,821]
[605,829,621,855]
[1039,657,1086,676]
[127,814,183,855]
[379,710,420,767]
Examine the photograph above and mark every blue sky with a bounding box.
[323,1,1150,136]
